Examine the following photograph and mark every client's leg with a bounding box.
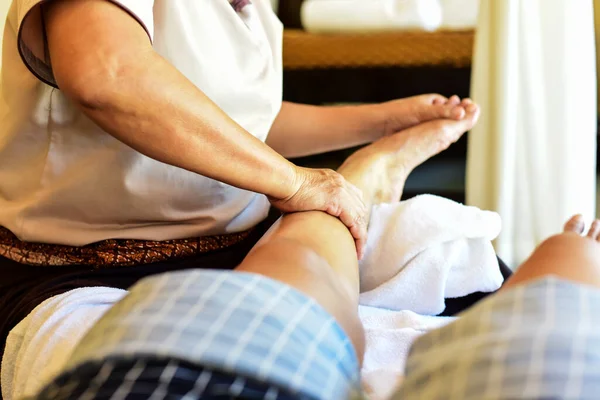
[503,214,600,290]
[396,215,600,400]
[237,105,482,361]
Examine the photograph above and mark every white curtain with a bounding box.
[466,0,598,267]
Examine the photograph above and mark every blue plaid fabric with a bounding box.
[34,270,362,400]
[35,357,302,399]
[35,269,600,400]
[396,277,600,400]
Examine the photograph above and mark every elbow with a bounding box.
[55,70,117,112]
[53,55,140,111]
[64,85,113,112]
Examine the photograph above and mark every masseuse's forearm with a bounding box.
[266,102,387,158]
[44,1,296,201]
[71,53,297,200]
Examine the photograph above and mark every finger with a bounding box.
[355,219,368,259]
[337,200,368,246]
[346,183,367,214]
[355,236,366,260]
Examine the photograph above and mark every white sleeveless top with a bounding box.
[0,0,282,245]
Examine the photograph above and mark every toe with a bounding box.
[588,220,600,240]
[433,104,481,144]
[423,105,480,150]
[461,103,481,128]
[461,98,474,106]
[564,214,585,234]
[428,101,463,121]
[379,100,480,174]
[466,103,479,114]
[432,97,446,105]
[449,106,466,120]
[447,95,461,106]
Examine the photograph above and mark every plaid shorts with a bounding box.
[396,277,600,400]
[33,270,362,400]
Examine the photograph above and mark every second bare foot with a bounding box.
[338,104,480,210]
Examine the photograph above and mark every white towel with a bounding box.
[440,0,479,29]
[359,306,456,400]
[301,0,443,33]
[359,194,504,316]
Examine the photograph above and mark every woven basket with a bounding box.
[283,29,475,70]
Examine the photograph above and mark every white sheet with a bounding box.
[359,306,456,399]
[1,288,127,400]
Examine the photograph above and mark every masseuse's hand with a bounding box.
[379,94,472,137]
[270,167,368,259]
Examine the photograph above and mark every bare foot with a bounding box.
[338,104,480,211]
[382,94,474,135]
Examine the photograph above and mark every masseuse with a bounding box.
[0,0,469,374]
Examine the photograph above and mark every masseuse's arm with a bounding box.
[42,0,368,255]
[267,97,464,158]
[266,102,387,158]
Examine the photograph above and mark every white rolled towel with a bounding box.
[301,0,443,33]
[358,195,504,316]
[440,0,479,29]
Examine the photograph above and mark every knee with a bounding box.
[535,232,600,258]
[287,244,366,363]
[506,232,600,290]
[240,238,365,362]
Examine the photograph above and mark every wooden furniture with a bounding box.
[283,29,475,70]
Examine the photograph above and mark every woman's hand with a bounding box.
[380,94,470,137]
[269,167,368,259]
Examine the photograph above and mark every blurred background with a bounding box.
[0,0,597,265]
[274,0,599,267]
